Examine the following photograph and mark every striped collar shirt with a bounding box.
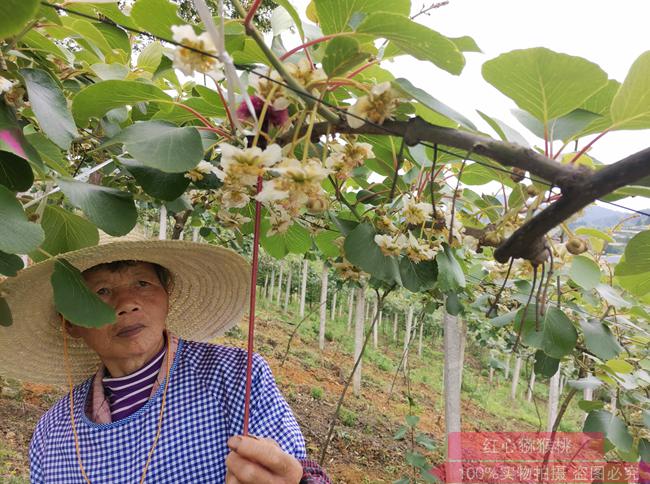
[101,341,166,421]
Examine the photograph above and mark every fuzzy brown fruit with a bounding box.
[566,238,588,255]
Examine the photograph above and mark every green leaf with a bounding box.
[72,80,171,125]
[131,0,182,39]
[0,184,44,254]
[406,415,420,427]
[314,230,341,259]
[550,109,602,141]
[577,79,620,135]
[261,223,312,258]
[459,163,501,186]
[57,179,137,236]
[273,0,305,39]
[482,48,608,126]
[63,17,113,55]
[476,110,529,146]
[575,227,615,243]
[606,359,634,374]
[615,231,650,276]
[91,63,129,81]
[415,433,437,451]
[22,29,72,62]
[395,78,475,129]
[405,451,428,469]
[0,0,38,40]
[314,0,410,34]
[399,258,437,293]
[435,244,465,292]
[94,22,130,55]
[489,310,518,328]
[611,51,650,130]
[51,258,116,328]
[322,37,367,77]
[0,296,12,326]
[25,133,65,174]
[595,283,631,308]
[578,400,604,412]
[357,13,464,75]
[643,410,650,430]
[344,222,401,285]
[569,255,601,290]
[137,41,164,72]
[541,307,578,359]
[579,319,623,361]
[0,152,33,192]
[445,292,463,316]
[584,410,632,453]
[393,425,408,440]
[120,158,190,201]
[30,206,99,263]
[102,121,203,173]
[0,251,24,277]
[20,68,78,150]
[534,350,559,377]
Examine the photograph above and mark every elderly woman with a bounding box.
[0,239,329,483]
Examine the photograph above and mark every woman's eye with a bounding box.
[96,288,110,296]
[137,280,151,287]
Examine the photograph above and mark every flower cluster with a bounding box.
[332,260,368,282]
[171,25,224,80]
[402,194,433,225]
[347,82,402,129]
[374,232,440,262]
[185,160,220,182]
[325,139,374,180]
[214,143,282,209]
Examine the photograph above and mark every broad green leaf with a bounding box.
[274,0,305,39]
[611,51,650,130]
[30,206,99,263]
[567,375,603,391]
[94,22,130,55]
[459,163,501,186]
[344,222,401,285]
[0,185,44,254]
[511,109,545,140]
[0,251,24,277]
[66,3,138,31]
[595,283,631,307]
[322,37,367,77]
[534,350,559,377]
[448,36,481,53]
[314,0,410,34]
[152,97,226,124]
[445,292,463,316]
[578,400,604,412]
[20,68,78,150]
[51,258,116,328]
[584,410,632,453]
[261,223,311,258]
[616,271,650,298]
[577,79,620,135]
[63,17,113,55]
[550,109,601,141]
[601,185,650,202]
[120,158,189,201]
[314,230,341,259]
[569,255,601,290]
[0,297,12,326]
[357,13,464,75]
[57,179,137,236]
[131,0,182,39]
[579,319,623,361]
[0,152,33,192]
[0,0,38,40]
[24,133,65,174]
[72,80,170,125]
[615,231,650,276]
[606,359,634,374]
[476,110,529,146]
[102,121,203,173]
[137,41,164,72]
[482,48,608,126]
[395,78,475,129]
[575,227,615,243]
[435,244,465,292]
[91,63,129,81]
[399,257,437,293]
[489,310,518,328]
[541,307,578,358]
[22,29,72,62]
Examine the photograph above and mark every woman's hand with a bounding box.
[225,435,303,484]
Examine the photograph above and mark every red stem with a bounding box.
[174,102,214,128]
[346,60,378,79]
[243,176,263,435]
[215,82,236,131]
[244,0,262,28]
[279,33,343,61]
[568,129,609,164]
[196,126,231,138]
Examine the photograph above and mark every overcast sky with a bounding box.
[286,0,650,212]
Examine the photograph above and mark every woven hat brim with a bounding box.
[0,240,250,385]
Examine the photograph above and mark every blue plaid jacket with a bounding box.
[29,339,307,482]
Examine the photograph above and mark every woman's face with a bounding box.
[66,261,169,376]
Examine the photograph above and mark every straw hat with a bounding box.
[0,238,251,385]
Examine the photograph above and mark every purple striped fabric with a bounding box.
[102,341,166,421]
